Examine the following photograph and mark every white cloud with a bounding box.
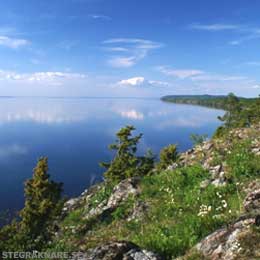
[158,66,247,82]
[148,80,170,87]
[252,84,260,89]
[191,74,247,82]
[157,66,204,79]
[117,77,170,88]
[0,70,87,86]
[118,77,145,86]
[103,47,129,52]
[108,56,137,68]
[189,23,260,45]
[103,38,163,68]
[189,23,239,31]
[0,35,30,49]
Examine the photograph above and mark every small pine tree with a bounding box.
[218,93,242,128]
[19,157,63,250]
[100,125,154,182]
[157,144,178,170]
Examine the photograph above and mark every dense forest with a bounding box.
[161,94,258,109]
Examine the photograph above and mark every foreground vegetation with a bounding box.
[0,93,259,259]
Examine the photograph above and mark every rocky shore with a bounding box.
[57,123,260,259]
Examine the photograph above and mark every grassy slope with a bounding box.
[49,121,260,259]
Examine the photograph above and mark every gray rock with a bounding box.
[252,147,260,153]
[85,177,140,221]
[243,188,260,215]
[70,241,162,260]
[209,165,222,179]
[219,171,226,181]
[124,248,161,260]
[107,177,140,209]
[63,197,81,213]
[196,218,255,260]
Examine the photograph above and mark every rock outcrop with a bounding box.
[71,241,162,260]
[62,123,260,259]
[191,181,260,260]
[195,218,256,260]
[85,177,140,220]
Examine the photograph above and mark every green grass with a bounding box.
[46,131,260,259]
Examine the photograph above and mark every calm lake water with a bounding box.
[0,97,224,213]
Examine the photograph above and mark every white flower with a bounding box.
[222,200,227,208]
[216,192,222,198]
[198,204,212,217]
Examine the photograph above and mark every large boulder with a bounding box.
[86,177,140,220]
[107,177,140,209]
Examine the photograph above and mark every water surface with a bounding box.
[0,97,224,213]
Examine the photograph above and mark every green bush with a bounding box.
[157,144,178,170]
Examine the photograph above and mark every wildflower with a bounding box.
[198,204,212,217]
[216,191,222,198]
[222,200,227,208]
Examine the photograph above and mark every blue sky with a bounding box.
[0,0,260,97]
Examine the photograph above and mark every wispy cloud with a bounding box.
[0,35,30,49]
[108,56,137,68]
[243,61,260,66]
[189,23,240,31]
[103,38,163,68]
[0,70,87,86]
[191,74,247,82]
[189,23,260,45]
[157,66,247,82]
[88,14,111,20]
[157,66,204,79]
